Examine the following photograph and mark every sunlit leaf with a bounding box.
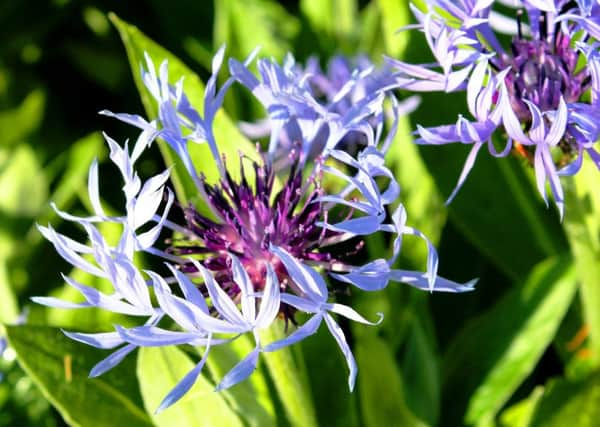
[0,90,45,147]
[0,145,47,219]
[529,371,600,427]
[205,334,276,427]
[442,256,577,426]
[7,325,152,427]
[563,159,600,366]
[137,346,244,427]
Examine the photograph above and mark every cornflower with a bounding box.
[237,53,420,169]
[36,47,473,412]
[389,0,600,217]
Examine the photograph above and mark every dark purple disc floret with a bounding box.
[169,154,342,311]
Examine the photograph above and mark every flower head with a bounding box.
[390,0,600,218]
[36,46,473,411]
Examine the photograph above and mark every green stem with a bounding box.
[563,161,600,366]
[261,324,318,427]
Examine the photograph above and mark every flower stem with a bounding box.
[563,161,600,366]
[261,323,318,427]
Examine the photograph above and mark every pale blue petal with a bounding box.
[324,314,357,391]
[89,344,136,377]
[215,348,260,391]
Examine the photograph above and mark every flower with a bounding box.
[389,0,600,218]
[36,46,473,411]
[235,53,420,169]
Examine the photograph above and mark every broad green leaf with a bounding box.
[442,256,577,426]
[6,325,152,427]
[0,90,45,147]
[109,13,256,207]
[0,145,47,219]
[356,333,429,427]
[529,371,600,427]
[563,159,600,366]
[499,386,544,427]
[261,323,318,427]
[376,0,411,58]
[137,346,244,427]
[205,334,276,427]
[300,0,358,52]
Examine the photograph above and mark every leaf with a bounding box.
[300,0,357,51]
[260,323,319,427]
[529,371,600,427]
[28,132,105,245]
[0,260,18,324]
[442,256,577,426]
[137,346,244,427]
[109,13,256,207]
[499,386,544,427]
[301,324,360,427]
[6,325,152,427]
[0,90,45,147]
[563,159,600,366]
[0,145,47,219]
[214,0,299,61]
[376,0,411,58]
[356,333,429,427]
[205,334,276,427]
[401,296,441,426]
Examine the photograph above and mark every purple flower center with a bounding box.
[168,154,345,314]
[500,12,591,122]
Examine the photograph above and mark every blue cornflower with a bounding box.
[36,47,473,411]
[235,53,420,169]
[389,0,600,218]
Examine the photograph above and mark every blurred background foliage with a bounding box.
[1,1,598,426]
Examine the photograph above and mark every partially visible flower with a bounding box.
[36,46,473,411]
[235,53,419,169]
[389,0,600,218]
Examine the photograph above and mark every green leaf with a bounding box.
[0,90,45,147]
[0,261,18,324]
[109,13,256,207]
[563,159,600,366]
[214,0,299,61]
[137,346,244,427]
[301,324,360,427]
[260,323,318,427]
[300,0,357,51]
[356,333,429,427]
[0,145,47,219]
[28,132,105,245]
[6,325,152,427]
[205,334,276,427]
[499,386,544,427]
[401,296,441,426]
[376,0,411,58]
[442,256,577,425]
[529,371,600,427]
